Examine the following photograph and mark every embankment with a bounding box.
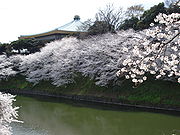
[0,75,180,114]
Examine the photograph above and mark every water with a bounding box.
[12,96,180,135]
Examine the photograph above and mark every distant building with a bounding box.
[19,15,86,42]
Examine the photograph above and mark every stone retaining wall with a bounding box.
[1,89,180,115]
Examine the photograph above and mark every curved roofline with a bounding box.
[19,30,86,39]
[55,21,74,30]
[19,15,87,39]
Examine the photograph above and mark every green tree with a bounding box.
[88,21,113,35]
[126,5,144,18]
[119,17,139,30]
[136,3,166,30]
[10,39,45,54]
[0,43,10,55]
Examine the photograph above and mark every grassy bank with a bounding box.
[0,75,180,107]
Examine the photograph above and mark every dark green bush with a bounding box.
[10,39,45,55]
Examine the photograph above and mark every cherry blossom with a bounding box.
[117,13,180,85]
[0,92,20,135]
[0,55,18,81]
[0,13,179,87]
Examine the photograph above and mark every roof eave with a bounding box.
[19,30,87,39]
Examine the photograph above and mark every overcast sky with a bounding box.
[0,0,164,43]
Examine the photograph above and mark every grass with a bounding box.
[0,75,180,107]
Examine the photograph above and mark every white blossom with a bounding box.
[117,13,180,85]
[0,55,18,81]
[0,13,179,87]
[0,92,20,135]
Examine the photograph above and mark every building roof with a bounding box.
[19,15,86,39]
[56,15,84,32]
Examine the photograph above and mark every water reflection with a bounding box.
[12,96,180,135]
[12,123,49,135]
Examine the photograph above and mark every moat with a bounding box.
[12,96,180,135]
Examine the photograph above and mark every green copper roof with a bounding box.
[20,15,86,38]
[56,15,85,32]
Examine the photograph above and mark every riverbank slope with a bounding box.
[0,75,180,111]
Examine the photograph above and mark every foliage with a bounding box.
[88,21,113,35]
[125,4,144,18]
[82,2,179,32]
[119,1,179,30]
[0,43,10,55]
[136,3,167,30]
[0,39,45,56]
[0,44,7,55]
[118,17,139,30]
[10,39,45,55]
[0,75,180,107]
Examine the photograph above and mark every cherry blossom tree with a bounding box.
[19,30,144,87]
[117,13,180,85]
[0,55,18,81]
[0,13,179,87]
[0,92,20,135]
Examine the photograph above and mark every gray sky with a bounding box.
[0,0,164,43]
